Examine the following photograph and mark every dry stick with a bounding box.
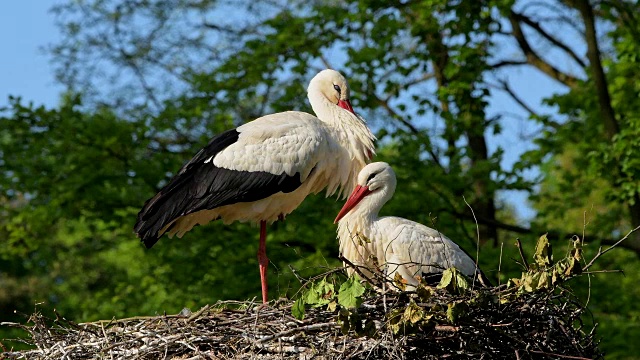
[462,196,481,289]
[515,238,529,271]
[528,349,593,360]
[187,305,211,322]
[498,242,504,287]
[583,270,623,274]
[288,264,306,284]
[256,322,337,343]
[583,224,640,271]
[581,210,593,310]
[434,325,458,332]
[338,255,387,288]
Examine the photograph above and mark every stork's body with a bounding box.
[335,162,489,289]
[135,70,375,303]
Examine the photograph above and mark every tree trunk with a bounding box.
[420,13,498,246]
[570,0,640,252]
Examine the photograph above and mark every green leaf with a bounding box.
[300,278,336,308]
[416,284,432,302]
[436,268,454,289]
[338,275,365,309]
[303,286,320,305]
[455,272,469,293]
[447,302,467,324]
[292,298,305,320]
[534,234,552,267]
[403,300,424,324]
[393,272,407,291]
[327,300,337,312]
[387,307,405,334]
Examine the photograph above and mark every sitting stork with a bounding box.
[135,69,376,303]
[335,162,490,289]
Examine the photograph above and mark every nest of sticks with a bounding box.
[6,228,634,360]
[1,283,601,360]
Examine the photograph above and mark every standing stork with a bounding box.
[335,162,490,288]
[135,69,375,304]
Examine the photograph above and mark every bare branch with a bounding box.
[489,60,528,68]
[402,72,436,88]
[374,95,444,170]
[582,225,640,271]
[515,238,530,271]
[512,11,587,68]
[508,11,580,87]
[489,79,540,119]
[565,0,620,138]
[450,210,640,254]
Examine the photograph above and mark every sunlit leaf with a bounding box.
[292,298,305,320]
[338,275,365,309]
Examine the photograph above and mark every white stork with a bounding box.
[135,69,376,304]
[335,162,490,289]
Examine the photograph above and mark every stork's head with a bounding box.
[334,162,396,223]
[308,69,355,115]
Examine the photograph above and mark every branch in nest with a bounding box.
[582,225,640,271]
[515,238,530,271]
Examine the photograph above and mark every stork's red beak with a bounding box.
[338,99,355,115]
[334,185,372,223]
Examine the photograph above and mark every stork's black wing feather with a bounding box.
[134,129,304,248]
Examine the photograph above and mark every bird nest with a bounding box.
[3,231,630,360]
[0,283,601,359]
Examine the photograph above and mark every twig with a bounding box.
[515,238,530,271]
[434,325,459,332]
[187,304,211,322]
[529,350,593,359]
[498,241,504,289]
[462,196,481,289]
[582,270,624,275]
[256,322,337,343]
[583,225,640,271]
[338,255,385,287]
[288,264,306,284]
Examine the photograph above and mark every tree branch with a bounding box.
[489,60,528,68]
[374,95,444,170]
[565,0,620,138]
[582,225,640,270]
[508,11,580,88]
[489,79,540,119]
[511,11,587,68]
[450,210,640,254]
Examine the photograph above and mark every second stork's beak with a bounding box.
[334,185,372,223]
[337,99,355,115]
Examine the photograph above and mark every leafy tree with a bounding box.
[2,0,640,357]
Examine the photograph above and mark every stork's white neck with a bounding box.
[337,186,392,239]
[306,89,376,197]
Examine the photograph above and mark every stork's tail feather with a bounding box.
[134,173,196,248]
[134,129,240,248]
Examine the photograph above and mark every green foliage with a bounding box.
[337,275,366,309]
[504,235,583,298]
[290,274,379,337]
[2,0,640,357]
[291,274,365,321]
[436,268,470,295]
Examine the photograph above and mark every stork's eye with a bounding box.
[333,84,341,94]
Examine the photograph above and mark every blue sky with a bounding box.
[0,2,63,108]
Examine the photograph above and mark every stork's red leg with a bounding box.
[258,220,269,304]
